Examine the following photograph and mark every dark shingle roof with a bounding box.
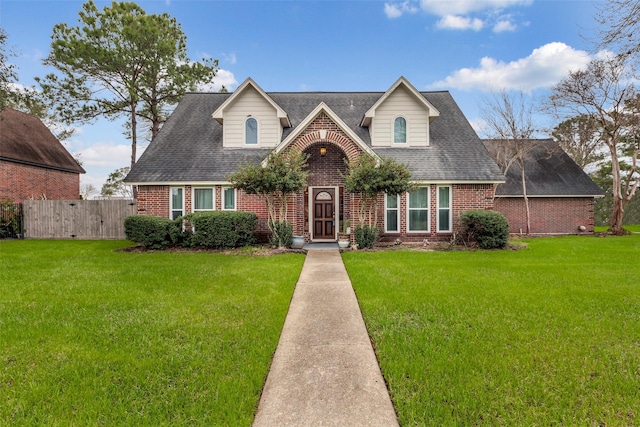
[0,108,85,174]
[483,138,604,197]
[126,90,504,183]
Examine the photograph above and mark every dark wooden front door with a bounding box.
[313,188,335,240]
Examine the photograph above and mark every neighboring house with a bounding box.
[484,138,604,235]
[126,76,505,242]
[0,107,85,202]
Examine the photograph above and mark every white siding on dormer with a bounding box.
[222,86,282,148]
[371,86,430,147]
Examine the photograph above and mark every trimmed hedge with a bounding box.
[124,215,174,249]
[179,211,257,249]
[124,211,257,250]
[458,210,509,249]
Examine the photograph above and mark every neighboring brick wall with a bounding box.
[0,160,80,202]
[494,197,595,234]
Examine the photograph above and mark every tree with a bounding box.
[37,0,218,174]
[343,155,414,226]
[549,55,640,234]
[596,0,640,58]
[80,183,98,200]
[551,114,605,170]
[0,27,18,110]
[101,167,132,198]
[480,90,537,234]
[227,149,309,248]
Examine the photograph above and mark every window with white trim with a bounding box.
[385,193,400,232]
[170,187,184,219]
[245,117,258,145]
[437,186,451,232]
[193,188,214,212]
[394,116,406,144]
[407,187,429,232]
[222,187,236,210]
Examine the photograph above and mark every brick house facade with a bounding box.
[484,139,603,235]
[0,108,85,203]
[126,77,601,241]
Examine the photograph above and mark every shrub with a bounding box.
[0,199,21,239]
[268,221,293,248]
[124,215,173,249]
[458,210,509,249]
[354,224,380,249]
[179,211,257,249]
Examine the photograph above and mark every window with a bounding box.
[437,186,451,232]
[245,117,258,145]
[193,188,214,211]
[394,116,406,144]
[385,193,400,232]
[170,187,184,219]
[407,187,429,232]
[222,187,236,210]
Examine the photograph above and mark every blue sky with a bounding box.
[1,0,603,191]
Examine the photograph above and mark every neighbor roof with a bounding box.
[126,89,504,184]
[483,138,604,197]
[0,107,85,174]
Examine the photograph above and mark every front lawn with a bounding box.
[344,235,640,425]
[0,240,304,426]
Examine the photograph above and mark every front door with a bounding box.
[313,188,335,240]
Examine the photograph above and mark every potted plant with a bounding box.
[338,219,350,249]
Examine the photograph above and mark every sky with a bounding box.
[0,0,605,193]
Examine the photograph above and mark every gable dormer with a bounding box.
[361,77,440,148]
[212,78,290,148]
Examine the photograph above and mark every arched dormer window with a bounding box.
[394,116,406,144]
[245,117,258,145]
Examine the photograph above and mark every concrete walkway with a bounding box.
[253,250,399,427]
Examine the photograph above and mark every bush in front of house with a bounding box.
[268,220,293,248]
[178,211,257,249]
[457,210,509,249]
[124,215,174,249]
[354,224,380,249]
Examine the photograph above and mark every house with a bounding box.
[484,138,604,235]
[125,77,507,242]
[0,107,85,202]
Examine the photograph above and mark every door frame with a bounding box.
[308,186,338,241]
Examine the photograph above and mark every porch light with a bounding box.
[320,147,327,156]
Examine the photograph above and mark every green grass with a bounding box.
[0,240,304,426]
[595,224,640,233]
[344,235,640,426]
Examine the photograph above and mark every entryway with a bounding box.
[311,187,336,241]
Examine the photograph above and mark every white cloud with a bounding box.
[197,68,237,92]
[493,19,517,33]
[429,42,593,92]
[79,142,132,168]
[384,0,530,32]
[222,52,237,65]
[419,0,532,16]
[384,1,419,18]
[437,15,484,31]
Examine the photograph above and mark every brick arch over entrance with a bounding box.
[286,112,365,163]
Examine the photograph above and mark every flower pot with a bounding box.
[291,236,305,249]
[338,239,350,249]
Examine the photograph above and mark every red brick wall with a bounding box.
[0,160,80,202]
[494,197,595,234]
[135,185,169,216]
[379,183,496,243]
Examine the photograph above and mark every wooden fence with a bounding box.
[23,200,137,239]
